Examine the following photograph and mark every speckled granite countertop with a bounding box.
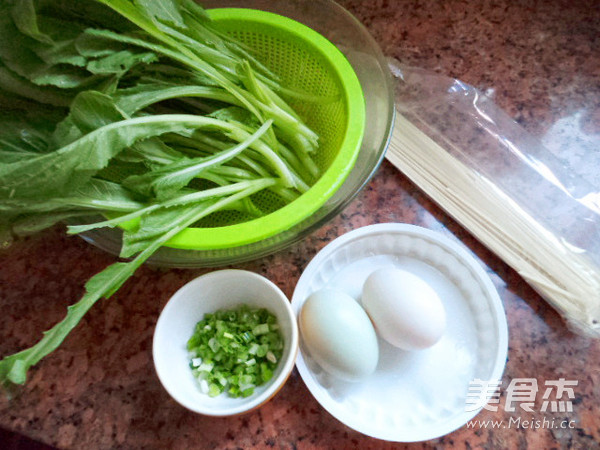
[1,0,599,448]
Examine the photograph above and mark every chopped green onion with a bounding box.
[266,351,277,364]
[252,323,270,336]
[208,383,221,397]
[187,304,283,398]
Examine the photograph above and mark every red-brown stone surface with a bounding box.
[1,0,599,448]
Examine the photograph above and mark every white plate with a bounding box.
[291,223,508,442]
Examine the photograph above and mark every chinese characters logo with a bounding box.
[466,378,577,413]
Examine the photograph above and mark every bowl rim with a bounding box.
[152,269,299,416]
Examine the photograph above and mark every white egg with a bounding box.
[362,268,446,351]
[299,289,379,381]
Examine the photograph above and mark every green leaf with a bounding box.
[33,40,87,68]
[177,0,210,22]
[26,0,135,33]
[0,112,56,157]
[80,27,261,118]
[65,178,145,212]
[0,17,93,89]
[11,210,90,236]
[10,0,54,45]
[0,198,71,215]
[133,0,186,28]
[0,114,236,201]
[209,106,260,129]
[112,83,239,117]
[68,91,127,134]
[122,139,183,166]
[123,119,273,199]
[0,179,143,218]
[66,204,160,235]
[83,261,137,298]
[121,201,213,256]
[29,65,93,89]
[0,63,74,107]
[120,177,276,257]
[0,195,217,388]
[75,31,130,58]
[0,260,135,387]
[51,116,84,148]
[0,0,320,390]
[86,50,158,76]
[10,8,87,67]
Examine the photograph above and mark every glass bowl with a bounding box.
[79,0,394,267]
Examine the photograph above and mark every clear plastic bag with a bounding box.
[387,59,600,338]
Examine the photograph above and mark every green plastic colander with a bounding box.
[131,8,365,250]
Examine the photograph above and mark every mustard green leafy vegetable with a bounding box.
[0,0,320,389]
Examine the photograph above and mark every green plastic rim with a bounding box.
[130,8,365,250]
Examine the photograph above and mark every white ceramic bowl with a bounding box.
[153,269,298,416]
[292,223,508,441]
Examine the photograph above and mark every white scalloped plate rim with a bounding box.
[291,223,508,442]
